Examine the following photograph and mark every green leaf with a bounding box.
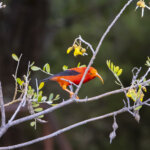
[37,91,43,102]
[30,62,35,67]
[34,108,43,112]
[51,104,57,106]
[46,101,53,105]
[12,53,19,61]
[38,82,44,90]
[77,62,81,67]
[41,96,47,101]
[32,103,40,108]
[33,93,37,99]
[28,86,32,90]
[62,65,68,71]
[54,94,60,101]
[134,105,142,111]
[49,93,54,101]
[106,60,111,68]
[80,64,86,67]
[16,78,24,86]
[45,64,50,73]
[38,115,44,119]
[31,66,40,71]
[30,121,36,127]
[43,63,50,73]
[38,95,42,102]
[115,81,121,86]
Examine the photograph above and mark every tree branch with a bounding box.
[0,82,6,127]
[1,98,149,150]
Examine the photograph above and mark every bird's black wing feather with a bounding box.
[41,70,80,82]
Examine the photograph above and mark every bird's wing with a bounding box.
[41,70,80,82]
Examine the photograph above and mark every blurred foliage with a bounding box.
[1,0,150,149]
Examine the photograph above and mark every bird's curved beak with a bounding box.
[96,73,104,84]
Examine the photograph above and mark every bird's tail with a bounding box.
[40,75,54,83]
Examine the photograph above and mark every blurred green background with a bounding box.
[0,0,150,150]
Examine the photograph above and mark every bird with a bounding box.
[41,67,104,98]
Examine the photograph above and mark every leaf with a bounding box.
[30,62,35,67]
[117,69,123,76]
[51,104,57,106]
[46,101,53,105]
[53,94,60,101]
[111,63,114,71]
[30,121,36,127]
[37,91,43,102]
[43,63,50,73]
[38,95,42,102]
[114,66,119,73]
[41,96,47,101]
[34,108,43,112]
[115,81,121,86]
[28,86,32,90]
[77,62,86,68]
[45,64,50,73]
[49,93,54,101]
[80,64,86,67]
[33,93,37,99]
[134,105,142,111]
[16,78,24,86]
[12,53,19,61]
[62,65,68,71]
[77,62,81,67]
[38,82,44,90]
[31,66,40,71]
[38,115,44,119]
[32,103,39,108]
[106,60,111,68]
[67,47,73,54]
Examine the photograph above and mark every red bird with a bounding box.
[42,67,104,98]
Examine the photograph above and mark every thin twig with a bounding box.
[8,76,29,123]
[3,99,21,107]
[8,62,30,123]
[12,54,22,101]
[77,35,95,54]
[0,82,6,127]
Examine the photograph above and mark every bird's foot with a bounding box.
[70,92,79,99]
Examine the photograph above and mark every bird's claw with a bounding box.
[70,93,79,99]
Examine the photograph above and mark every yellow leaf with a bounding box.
[117,69,123,76]
[62,65,68,71]
[134,105,142,111]
[142,86,147,92]
[110,63,114,71]
[67,47,73,54]
[106,60,111,68]
[115,66,119,73]
[12,53,19,61]
[38,82,44,90]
